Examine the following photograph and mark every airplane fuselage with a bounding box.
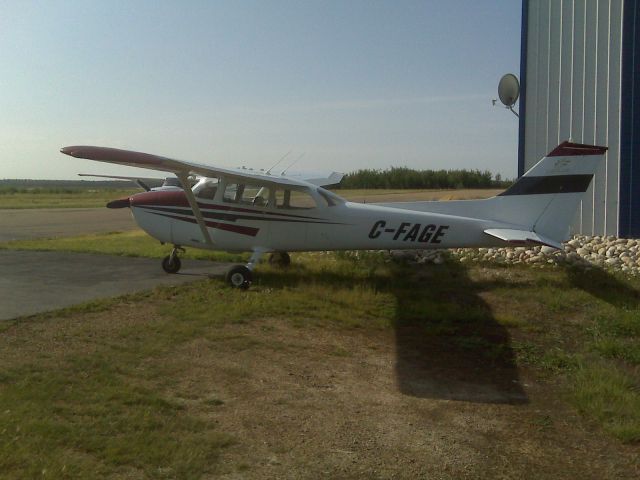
[128,189,507,253]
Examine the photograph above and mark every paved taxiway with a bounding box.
[0,208,137,242]
[0,250,230,320]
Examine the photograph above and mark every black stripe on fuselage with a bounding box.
[498,174,593,196]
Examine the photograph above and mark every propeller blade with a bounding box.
[106,197,131,209]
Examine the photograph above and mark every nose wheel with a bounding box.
[162,246,184,274]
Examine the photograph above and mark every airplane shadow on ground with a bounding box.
[391,260,527,404]
[254,257,528,405]
[563,264,640,309]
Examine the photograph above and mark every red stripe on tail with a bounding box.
[547,141,608,157]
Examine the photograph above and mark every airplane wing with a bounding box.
[78,173,194,192]
[78,173,166,182]
[78,173,166,191]
[61,146,325,188]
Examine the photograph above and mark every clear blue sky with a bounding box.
[0,0,522,180]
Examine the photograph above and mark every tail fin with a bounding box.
[373,141,607,247]
[489,141,606,243]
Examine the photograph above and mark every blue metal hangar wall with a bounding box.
[518,0,640,238]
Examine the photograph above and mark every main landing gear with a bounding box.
[225,250,290,289]
[162,246,185,274]
[226,265,253,289]
[225,249,264,289]
[268,252,291,267]
[162,246,291,290]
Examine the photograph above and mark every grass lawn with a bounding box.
[1,235,639,478]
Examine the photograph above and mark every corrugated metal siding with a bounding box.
[521,0,623,236]
[607,0,623,234]
[619,0,640,237]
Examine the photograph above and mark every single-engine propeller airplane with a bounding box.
[61,141,606,289]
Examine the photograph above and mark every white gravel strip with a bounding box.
[390,235,640,276]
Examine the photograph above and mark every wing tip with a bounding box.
[60,146,78,156]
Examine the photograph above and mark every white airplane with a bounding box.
[61,141,606,289]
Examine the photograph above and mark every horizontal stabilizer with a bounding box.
[295,171,344,187]
[484,229,563,250]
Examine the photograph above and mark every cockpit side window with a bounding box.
[223,183,241,203]
[193,179,219,200]
[223,183,271,206]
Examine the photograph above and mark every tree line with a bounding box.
[335,166,511,190]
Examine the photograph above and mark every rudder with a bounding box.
[493,141,606,243]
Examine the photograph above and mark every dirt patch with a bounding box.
[196,323,637,478]
[2,266,638,478]
[77,311,638,479]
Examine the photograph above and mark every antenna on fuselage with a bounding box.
[280,153,305,176]
[266,150,292,175]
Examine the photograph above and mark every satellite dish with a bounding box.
[498,73,520,107]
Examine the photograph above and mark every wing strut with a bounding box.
[176,172,213,245]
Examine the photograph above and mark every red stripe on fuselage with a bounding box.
[146,210,259,237]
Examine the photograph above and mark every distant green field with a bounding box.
[0,188,139,209]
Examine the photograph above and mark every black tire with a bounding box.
[226,265,252,289]
[268,252,291,267]
[162,255,181,274]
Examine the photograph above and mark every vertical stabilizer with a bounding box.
[492,141,607,242]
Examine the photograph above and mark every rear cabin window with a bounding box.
[275,188,318,209]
